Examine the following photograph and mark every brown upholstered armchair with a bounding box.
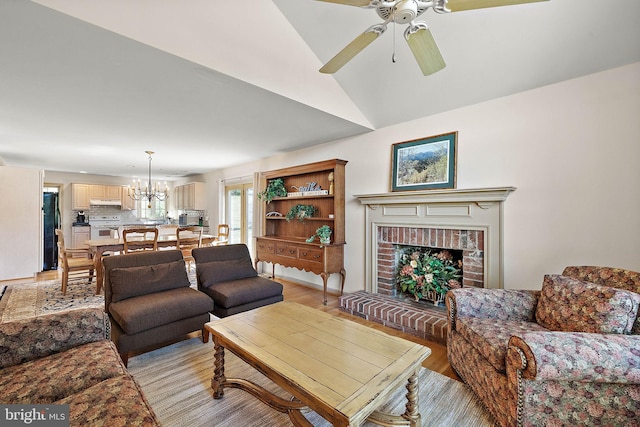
[192,244,283,317]
[103,250,213,366]
[446,266,640,427]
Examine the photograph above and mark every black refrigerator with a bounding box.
[42,192,60,271]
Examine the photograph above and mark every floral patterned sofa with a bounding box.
[446,266,640,427]
[0,308,159,426]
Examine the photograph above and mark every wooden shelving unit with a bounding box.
[255,159,347,304]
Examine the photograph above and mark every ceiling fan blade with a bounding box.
[446,0,549,12]
[320,30,381,74]
[405,27,446,76]
[315,0,372,6]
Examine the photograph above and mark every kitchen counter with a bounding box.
[72,222,90,227]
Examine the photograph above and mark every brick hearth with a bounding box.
[339,291,448,345]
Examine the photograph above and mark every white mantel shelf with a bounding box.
[354,187,516,206]
[354,186,516,292]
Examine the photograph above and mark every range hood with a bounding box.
[90,199,121,206]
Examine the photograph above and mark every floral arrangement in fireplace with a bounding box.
[396,248,462,303]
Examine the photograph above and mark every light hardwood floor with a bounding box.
[2,270,460,381]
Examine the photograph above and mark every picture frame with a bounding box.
[391,131,457,191]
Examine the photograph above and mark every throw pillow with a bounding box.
[535,274,640,334]
[109,260,190,303]
[197,258,257,288]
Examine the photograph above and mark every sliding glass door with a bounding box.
[225,183,253,253]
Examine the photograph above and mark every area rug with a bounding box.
[129,337,497,427]
[0,278,104,323]
[0,271,198,323]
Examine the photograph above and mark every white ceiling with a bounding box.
[1,0,639,180]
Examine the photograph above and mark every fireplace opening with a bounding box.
[377,227,485,297]
[395,245,463,304]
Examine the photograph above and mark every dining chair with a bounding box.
[215,224,229,245]
[176,226,203,272]
[55,229,95,295]
[122,227,159,253]
[157,224,179,250]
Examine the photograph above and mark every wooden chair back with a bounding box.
[122,227,159,253]
[177,226,203,271]
[55,229,95,295]
[216,224,230,245]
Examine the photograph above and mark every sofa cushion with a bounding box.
[0,340,125,404]
[197,258,257,288]
[200,276,283,309]
[57,374,159,426]
[535,274,640,334]
[456,316,548,373]
[109,260,190,303]
[109,287,213,335]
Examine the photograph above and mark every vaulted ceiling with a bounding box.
[1,0,639,180]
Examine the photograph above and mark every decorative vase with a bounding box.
[424,290,445,306]
[320,237,330,245]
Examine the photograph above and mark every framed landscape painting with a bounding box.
[391,132,457,191]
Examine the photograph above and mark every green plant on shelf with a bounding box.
[286,204,316,222]
[257,178,287,204]
[306,225,332,245]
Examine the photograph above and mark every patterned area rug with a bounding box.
[0,271,197,323]
[0,279,103,323]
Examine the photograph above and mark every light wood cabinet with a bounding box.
[121,186,135,210]
[89,184,104,199]
[255,159,347,304]
[72,226,90,249]
[71,184,90,210]
[89,184,121,201]
[105,185,121,200]
[174,182,205,210]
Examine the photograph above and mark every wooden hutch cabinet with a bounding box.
[255,159,347,304]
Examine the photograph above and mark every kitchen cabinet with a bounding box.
[71,184,90,210]
[105,185,121,200]
[72,226,90,250]
[89,184,105,199]
[255,159,347,304]
[121,186,135,210]
[174,182,205,210]
[89,184,121,201]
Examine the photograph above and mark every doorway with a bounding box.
[225,183,253,253]
[42,185,61,271]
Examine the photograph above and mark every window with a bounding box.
[137,198,167,220]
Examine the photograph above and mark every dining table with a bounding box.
[86,234,217,294]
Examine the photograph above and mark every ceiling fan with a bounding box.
[317,0,549,76]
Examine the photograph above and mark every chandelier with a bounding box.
[128,150,169,208]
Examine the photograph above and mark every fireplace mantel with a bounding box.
[355,187,516,293]
[354,187,516,206]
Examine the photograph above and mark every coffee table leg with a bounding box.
[212,340,226,399]
[403,371,421,427]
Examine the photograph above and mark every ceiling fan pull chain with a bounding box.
[392,7,397,63]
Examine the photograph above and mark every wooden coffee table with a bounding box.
[205,301,431,426]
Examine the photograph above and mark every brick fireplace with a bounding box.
[340,187,515,343]
[377,226,485,297]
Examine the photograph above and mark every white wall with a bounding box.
[208,62,640,292]
[0,166,42,280]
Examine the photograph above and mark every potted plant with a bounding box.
[306,225,332,245]
[396,249,462,305]
[286,204,316,222]
[257,178,287,203]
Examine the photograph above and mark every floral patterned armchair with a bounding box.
[446,266,640,427]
